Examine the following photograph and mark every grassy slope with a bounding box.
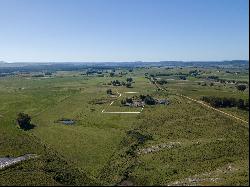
[0,68,249,185]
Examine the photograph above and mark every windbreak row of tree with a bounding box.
[201,96,249,111]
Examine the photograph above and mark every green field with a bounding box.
[0,67,249,186]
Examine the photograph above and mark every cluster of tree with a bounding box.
[86,69,102,75]
[156,79,168,85]
[126,77,133,82]
[207,75,219,80]
[16,113,35,130]
[207,76,248,87]
[140,94,156,105]
[121,97,133,105]
[121,95,157,105]
[236,84,247,91]
[201,96,249,111]
[110,78,133,88]
[179,75,187,80]
[44,72,53,76]
[32,74,45,77]
[189,70,200,76]
[111,80,123,86]
[155,73,173,76]
[197,82,207,86]
[109,72,115,77]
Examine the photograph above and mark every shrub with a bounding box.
[16,113,34,130]
[126,77,133,82]
[106,89,112,95]
[236,84,247,91]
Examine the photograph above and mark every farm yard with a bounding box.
[0,63,249,186]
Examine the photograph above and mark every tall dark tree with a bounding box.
[16,113,34,130]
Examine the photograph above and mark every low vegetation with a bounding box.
[0,61,248,185]
[16,113,35,130]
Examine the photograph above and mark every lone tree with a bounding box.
[144,95,156,105]
[16,113,34,130]
[126,82,132,88]
[126,77,133,82]
[106,89,113,95]
[121,99,126,105]
[236,84,247,91]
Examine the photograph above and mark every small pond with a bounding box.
[58,119,75,125]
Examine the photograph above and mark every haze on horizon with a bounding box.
[0,0,249,62]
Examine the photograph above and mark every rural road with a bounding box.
[151,79,248,125]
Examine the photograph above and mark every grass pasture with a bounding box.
[0,66,248,186]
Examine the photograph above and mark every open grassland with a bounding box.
[0,67,248,186]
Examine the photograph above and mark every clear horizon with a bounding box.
[1,59,249,64]
[0,0,249,62]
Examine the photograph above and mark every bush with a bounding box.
[126,77,133,82]
[236,84,247,91]
[179,75,186,80]
[126,82,132,88]
[144,95,156,105]
[126,98,133,104]
[157,79,168,85]
[16,113,35,130]
[111,80,121,86]
[106,89,112,95]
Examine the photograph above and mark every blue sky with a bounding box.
[0,0,248,62]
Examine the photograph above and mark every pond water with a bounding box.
[59,120,75,125]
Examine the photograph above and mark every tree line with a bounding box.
[201,96,249,111]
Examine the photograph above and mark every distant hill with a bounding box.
[0,60,248,72]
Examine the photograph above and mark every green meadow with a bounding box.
[0,67,248,186]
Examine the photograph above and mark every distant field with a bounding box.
[0,66,248,186]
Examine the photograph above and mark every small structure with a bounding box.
[156,99,170,105]
[132,101,145,107]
